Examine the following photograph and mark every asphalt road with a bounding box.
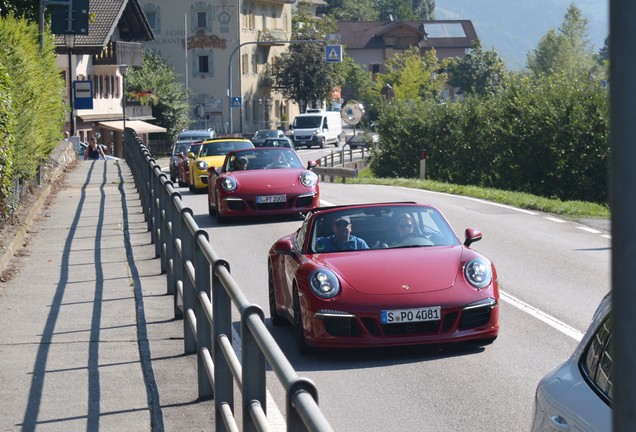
[172,174,610,431]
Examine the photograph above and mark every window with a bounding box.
[93,75,99,98]
[241,53,248,75]
[249,9,255,30]
[199,55,209,74]
[271,9,277,29]
[143,4,160,34]
[251,53,258,74]
[581,314,613,404]
[105,74,110,98]
[197,11,207,29]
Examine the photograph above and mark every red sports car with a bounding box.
[268,202,499,353]
[176,141,203,188]
[207,147,320,222]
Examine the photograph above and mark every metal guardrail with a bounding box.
[314,147,368,183]
[123,129,334,432]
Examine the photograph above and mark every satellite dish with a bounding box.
[340,100,365,126]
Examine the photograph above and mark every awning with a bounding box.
[99,120,167,134]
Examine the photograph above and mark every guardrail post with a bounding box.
[172,207,191,319]
[182,217,196,354]
[287,377,320,432]
[213,260,234,432]
[194,231,213,399]
[165,192,180,294]
[241,306,266,432]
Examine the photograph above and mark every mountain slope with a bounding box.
[435,0,608,70]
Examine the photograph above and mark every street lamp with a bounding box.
[64,32,76,136]
[118,64,129,146]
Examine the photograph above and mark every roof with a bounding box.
[99,120,166,134]
[336,20,477,51]
[54,0,154,54]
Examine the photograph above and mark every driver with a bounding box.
[315,216,369,252]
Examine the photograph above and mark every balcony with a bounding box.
[93,41,143,66]
[257,29,289,46]
[259,74,274,89]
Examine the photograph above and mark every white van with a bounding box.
[290,110,343,148]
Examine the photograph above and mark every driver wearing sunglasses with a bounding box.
[315,216,369,252]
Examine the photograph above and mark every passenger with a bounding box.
[381,213,419,247]
[315,216,369,252]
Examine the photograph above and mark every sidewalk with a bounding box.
[0,159,213,431]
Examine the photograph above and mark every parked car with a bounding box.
[177,141,203,188]
[188,138,254,192]
[346,130,379,148]
[251,129,287,147]
[263,137,295,149]
[268,202,499,353]
[168,140,196,182]
[207,147,319,223]
[530,293,612,432]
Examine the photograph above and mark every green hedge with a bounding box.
[371,73,609,204]
[0,14,66,215]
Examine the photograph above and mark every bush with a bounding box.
[371,73,609,204]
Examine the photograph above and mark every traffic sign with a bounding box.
[325,45,342,63]
[231,97,242,108]
[73,80,93,109]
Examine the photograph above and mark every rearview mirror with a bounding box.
[464,228,482,247]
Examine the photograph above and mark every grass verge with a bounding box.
[349,169,610,219]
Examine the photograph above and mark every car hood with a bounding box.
[199,155,226,169]
[229,170,314,191]
[312,246,463,295]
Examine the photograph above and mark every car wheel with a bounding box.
[293,288,310,354]
[319,138,325,149]
[268,264,285,326]
[215,194,227,224]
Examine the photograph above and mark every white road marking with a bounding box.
[545,216,566,223]
[500,291,584,341]
[577,226,602,234]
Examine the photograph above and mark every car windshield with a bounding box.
[294,116,322,128]
[308,205,460,253]
[200,140,253,157]
[226,148,304,171]
[254,130,280,139]
[189,144,202,156]
[175,143,191,154]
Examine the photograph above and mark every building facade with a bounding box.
[142,0,298,135]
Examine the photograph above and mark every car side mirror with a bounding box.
[187,152,195,158]
[464,228,482,247]
[273,239,295,255]
[307,160,318,170]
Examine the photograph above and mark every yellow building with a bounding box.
[142,0,298,134]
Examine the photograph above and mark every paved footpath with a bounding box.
[0,159,213,431]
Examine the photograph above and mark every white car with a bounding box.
[530,293,612,432]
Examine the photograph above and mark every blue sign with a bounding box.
[231,97,242,108]
[74,80,93,109]
[325,45,342,63]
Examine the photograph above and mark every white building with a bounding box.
[142,0,298,135]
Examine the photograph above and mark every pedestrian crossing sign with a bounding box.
[231,97,242,108]
[325,45,342,63]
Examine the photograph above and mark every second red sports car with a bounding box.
[268,202,499,353]
[207,147,320,223]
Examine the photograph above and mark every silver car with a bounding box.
[530,293,612,432]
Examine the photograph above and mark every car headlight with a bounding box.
[299,171,317,187]
[464,258,492,289]
[309,269,340,299]
[196,160,208,171]
[220,177,237,191]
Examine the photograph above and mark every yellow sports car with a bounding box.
[188,138,254,192]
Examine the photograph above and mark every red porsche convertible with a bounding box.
[207,147,320,222]
[268,202,499,353]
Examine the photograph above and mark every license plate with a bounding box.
[300,141,306,145]
[381,306,441,324]
[256,194,286,203]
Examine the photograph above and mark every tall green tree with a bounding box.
[527,3,595,79]
[0,0,39,22]
[446,41,506,96]
[323,0,434,22]
[271,9,341,112]
[126,50,189,140]
[323,0,378,21]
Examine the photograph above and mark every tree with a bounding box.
[271,9,341,112]
[322,0,434,21]
[526,3,595,79]
[126,50,190,140]
[0,0,39,22]
[373,47,445,103]
[322,0,378,21]
[446,41,506,96]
